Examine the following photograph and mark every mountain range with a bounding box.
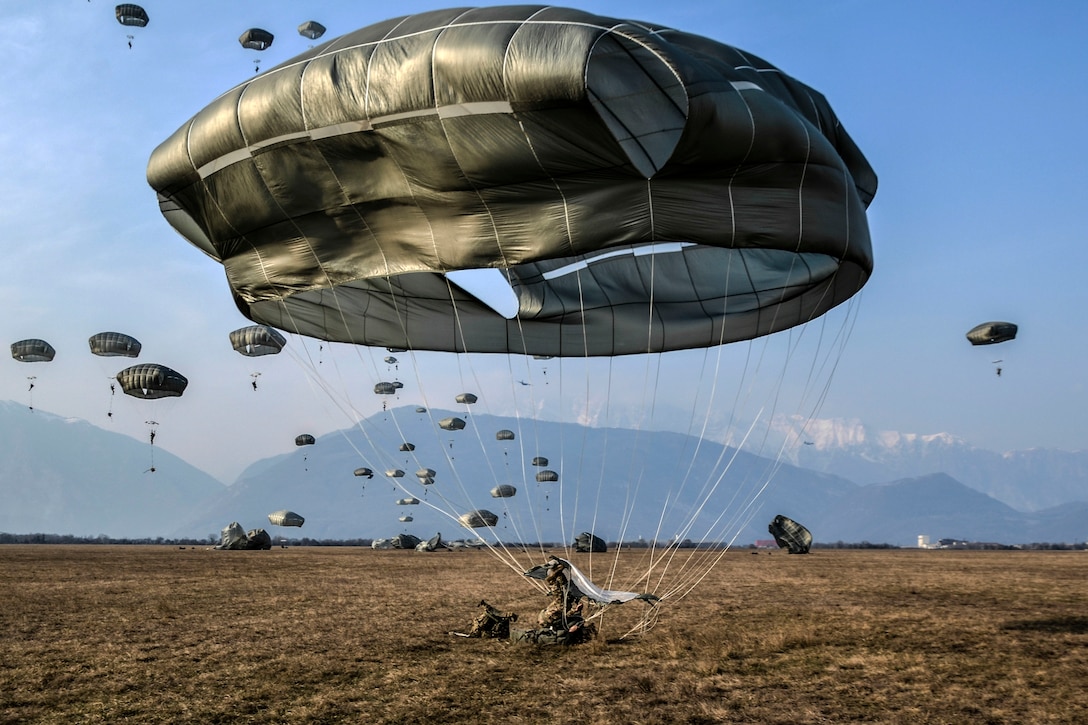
[1,400,1086,546]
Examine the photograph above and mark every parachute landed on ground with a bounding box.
[768,515,813,554]
[574,532,607,553]
[268,510,305,527]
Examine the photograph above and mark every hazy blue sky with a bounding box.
[2,1,1085,482]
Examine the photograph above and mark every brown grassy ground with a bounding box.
[1,545,1087,724]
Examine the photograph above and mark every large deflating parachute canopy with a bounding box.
[147,5,876,357]
[11,339,56,363]
[116,363,188,399]
[89,332,142,358]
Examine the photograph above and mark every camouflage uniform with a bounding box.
[468,600,518,639]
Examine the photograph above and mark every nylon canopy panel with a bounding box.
[11,339,56,362]
[148,6,876,356]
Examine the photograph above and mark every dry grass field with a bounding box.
[2,545,1087,724]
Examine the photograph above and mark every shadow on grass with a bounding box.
[1003,616,1088,634]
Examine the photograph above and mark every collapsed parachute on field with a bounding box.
[524,557,655,604]
[230,325,286,356]
[214,522,273,550]
[147,5,874,359]
[417,532,449,552]
[268,510,305,527]
[89,332,141,358]
[768,515,812,554]
[574,532,607,553]
[391,533,421,549]
[116,363,187,398]
[966,322,1018,346]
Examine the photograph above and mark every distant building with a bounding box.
[917,535,930,549]
[755,539,777,549]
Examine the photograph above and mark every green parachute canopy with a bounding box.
[268,510,305,527]
[966,321,1017,346]
[88,332,141,358]
[230,325,286,356]
[115,4,148,28]
[116,363,187,399]
[148,6,875,358]
[11,339,55,363]
[769,515,813,554]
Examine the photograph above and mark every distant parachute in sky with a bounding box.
[268,510,304,527]
[531,457,549,467]
[230,325,286,356]
[353,467,374,479]
[238,28,274,50]
[439,417,466,431]
[490,484,517,498]
[768,515,813,554]
[966,321,1018,346]
[374,382,397,395]
[297,20,326,40]
[115,4,148,27]
[115,4,148,48]
[11,339,55,363]
[295,434,315,446]
[88,332,141,358]
[495,429,515,441]
[455,393,478,405]
[459,510,499,528]
[535,470,559,483]
[115,363,187,399]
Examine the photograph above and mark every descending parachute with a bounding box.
[490,484,517,498]
[238,28,274,50]
[115,4,148,48]
[768,515,812,554]
[298,20,326,40]
[11,339,55,363]
[295,434,315,446]
[455,393,478,405]
[353,467,374,478]
[230,325,286,356]
[149,6,875,636]
[399,515,414,522]
[397,497,420,505]
[385,469,405,478]
[268,510,305,527]
[115,4,148,27]
[116,363,187,399]
[399,442,416,452]
[374,382,398,395]
[12,338,55,410]
[495,429,515,441]
[89,332,141,357]
[531,457,549,467]
[535,470,559,483]
[966,321,1017,376]
[459,510,498,528]
[966,322,1018,345]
